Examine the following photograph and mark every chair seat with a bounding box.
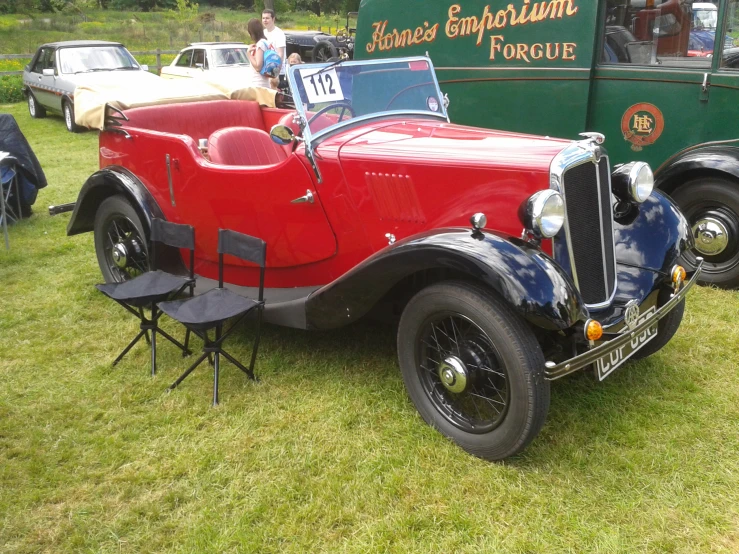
[158,287,261,330]
[96,270,193,307]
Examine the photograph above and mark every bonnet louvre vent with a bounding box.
[365,172,426,223]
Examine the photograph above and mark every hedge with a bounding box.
[0,75,24,104]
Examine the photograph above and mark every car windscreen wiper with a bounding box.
[314,57,346,76]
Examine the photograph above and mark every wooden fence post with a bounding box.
[156,48,162,72]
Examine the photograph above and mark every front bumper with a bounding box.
[544,259,703,380]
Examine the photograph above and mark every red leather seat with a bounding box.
[208,127,287,166]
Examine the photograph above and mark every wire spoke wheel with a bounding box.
[94,195,149,283]
[418,313,509,433]
[398,281,550,461]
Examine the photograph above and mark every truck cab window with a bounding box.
[602,0,712,68]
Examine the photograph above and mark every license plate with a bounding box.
[595,307,658,381]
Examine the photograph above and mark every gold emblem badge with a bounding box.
[623,300,640,330]
[621,103,664,152]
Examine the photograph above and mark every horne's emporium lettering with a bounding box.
[366,20,440,54]
[366,0,581,63]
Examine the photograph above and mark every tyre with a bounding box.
[671,177,739,289]
[397,281,550,461]
[27,92,46,118]
[63,99,80,133]
[312,40,338,62]
[631,292,685,361]
[94,195,149,283]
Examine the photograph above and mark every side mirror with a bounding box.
[195,63,204,70]
[270,124,296,146]
[140,64,149,72]
[42,68,55,76]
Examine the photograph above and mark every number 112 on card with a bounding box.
[300,68,344,104]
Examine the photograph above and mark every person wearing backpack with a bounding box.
[246,19,280,89]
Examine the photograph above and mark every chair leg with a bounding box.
[248,307,264,375]
[183,329,191,357]
[157,327,192,356]
[220,350,256,381]
[1,180,8,251]
[140,308,151,345]
[169,351,209,391]
[213,351,220,406]
[151,324,157,376]
[113,329,147,366]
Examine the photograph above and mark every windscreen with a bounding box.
[213,47,250,66]
[59,46,139,74]
[290,58,446,136]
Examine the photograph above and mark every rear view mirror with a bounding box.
[270,124,296,146]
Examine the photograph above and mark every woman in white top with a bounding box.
[246,18,272,89]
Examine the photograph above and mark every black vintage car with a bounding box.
[285,14,356,62]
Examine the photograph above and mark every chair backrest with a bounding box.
[218,229,267,300]
[150,218,195,278]
[208,127,287,166]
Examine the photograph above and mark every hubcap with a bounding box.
[111,243,128,268]
[692,217,729,256]
[438,356,468,393]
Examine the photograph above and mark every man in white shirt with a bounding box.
[262,9,287,88]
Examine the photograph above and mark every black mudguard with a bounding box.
[591,190,693,324]
[656,144,739,194]
[67,166,164,237]
[305,229,588,331]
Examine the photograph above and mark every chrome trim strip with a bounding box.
[544,260,703,381]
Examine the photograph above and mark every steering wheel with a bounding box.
[307,102,356,126]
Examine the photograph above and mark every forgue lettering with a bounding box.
[490,36,576,62]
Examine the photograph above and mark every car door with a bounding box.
[164,49,194,78]
[166,145,337,269]
[192,49,206,74]
[588,0,716,170]
[27,47,56,110]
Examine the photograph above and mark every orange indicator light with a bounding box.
[672,265,686,284]
[585,320,603,341]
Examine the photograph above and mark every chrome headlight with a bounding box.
[524,190,565,238]
[612,162,654,203]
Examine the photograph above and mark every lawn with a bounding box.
[1,101,738,553]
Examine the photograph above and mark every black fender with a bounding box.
[67,166,164,237]
[305,229,588,331]
[600,190,693,319]
[656,144,739,194]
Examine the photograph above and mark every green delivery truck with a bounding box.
[356,0,739,288]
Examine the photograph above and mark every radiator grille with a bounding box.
[561,159,616,306]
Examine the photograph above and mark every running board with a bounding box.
[193,277,321,329]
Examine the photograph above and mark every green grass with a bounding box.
[1,101,739,553]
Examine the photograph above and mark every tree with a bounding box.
[263,0,274,10]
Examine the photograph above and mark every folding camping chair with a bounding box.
[159,229,266,406]
[96,218,196,376]
[0,152,22,250]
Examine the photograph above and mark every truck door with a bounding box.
[588,0,718,169]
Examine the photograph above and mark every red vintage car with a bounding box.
[68,57,701,461]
